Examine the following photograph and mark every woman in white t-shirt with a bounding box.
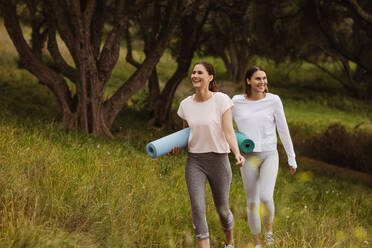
[232,66,297,248]
[170,61,244,248]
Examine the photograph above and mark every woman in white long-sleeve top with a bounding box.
[232,66,297,248]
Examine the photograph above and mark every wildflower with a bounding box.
[335,230,345,242]
[352,227,367,241]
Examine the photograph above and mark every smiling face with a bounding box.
[191,64,213,90]
[247,70,267,94]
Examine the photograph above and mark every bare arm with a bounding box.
[169,120,188,155]
[222,108,245,167]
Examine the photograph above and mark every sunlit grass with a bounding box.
[284,99,370,130]
[0,114,371,247]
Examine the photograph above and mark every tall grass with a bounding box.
[0,113,371,247]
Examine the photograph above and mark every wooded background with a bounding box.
[1,0,371,136]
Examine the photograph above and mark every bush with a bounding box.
[304,123,372,174]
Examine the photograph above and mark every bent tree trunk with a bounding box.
[150,68,188,127]
[1,0,124,136]
[147,4,211,127]
[1,0,183,136]
[222,48,250,83]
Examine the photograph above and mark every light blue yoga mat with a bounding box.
[146,128,190,158]
[146,128,255,158]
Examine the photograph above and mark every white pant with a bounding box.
[240,150,279,235]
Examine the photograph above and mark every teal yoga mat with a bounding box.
[146,128,255,158]
[234,130,255,153]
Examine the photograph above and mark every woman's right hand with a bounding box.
[235,154,245,167]
[168,146,180,156]
[289,166,296,175]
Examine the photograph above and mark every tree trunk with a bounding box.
[235,55,250,83]
[150,68,188,127]
[148,4,211,127]
[1,0,202,136]
[147,69,161,112]
[103,35,173,128]
[1,0,126,137]
[219,51,234,81]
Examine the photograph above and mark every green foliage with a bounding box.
[250,59,372,129]
[302,123,372,174]
[126,88,150,111]
[248,0,372,99]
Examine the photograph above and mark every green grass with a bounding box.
[0,112,371,248]
[284,99,370,129]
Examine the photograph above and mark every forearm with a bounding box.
[225,130,241,156]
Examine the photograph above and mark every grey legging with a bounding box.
[185,152,234,240]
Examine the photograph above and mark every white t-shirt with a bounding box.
[232,93,297,168]
[177,92,233,153]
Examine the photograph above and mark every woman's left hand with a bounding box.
[289,166,296,175]
[235,154,245,167]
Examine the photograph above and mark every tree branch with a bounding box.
[305,58,350,90]
[347,0,372,24]
[49,1,75,58]
[66,0,83,37]
[1,0,73,111]
[91,0,105,59]
[125,27,141,68]
[47,22,77,83]
[313,0,369,71]
[82,0,96,32]
[98,0,128,76]
[103,0,183,126]
[25,0,48,59]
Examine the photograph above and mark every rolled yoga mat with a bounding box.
[146,128,255,158]
[234,130,255,153]
[146,128,190,159]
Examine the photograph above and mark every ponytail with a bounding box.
[209,79,219,92]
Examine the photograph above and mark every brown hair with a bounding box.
[193,61,219,92]
[244,65,268,96]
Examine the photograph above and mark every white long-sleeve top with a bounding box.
[232,93,297,168]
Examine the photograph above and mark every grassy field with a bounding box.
[0,22,371,247]
[1,111,371,248]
